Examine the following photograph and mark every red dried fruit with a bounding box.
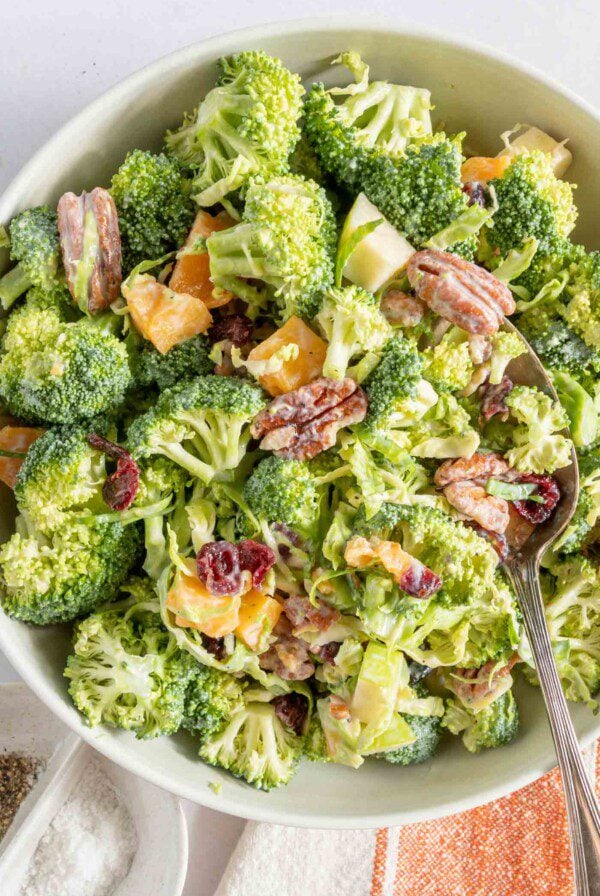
[197,541,241,595]
[311,641,341,664]
[398,561,442,598]
[201,634,227,660]
[86,433,139,511]
[208,314,253,347]
[480,376,514,423]
[272,693,309,735]
[237,539,276,588]
[512,473,561,524]
[464,520,509,562]
[462,181,489,208]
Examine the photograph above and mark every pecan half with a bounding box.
[407,249,515,335]
[444,481,510,534]
[251,377,368,461]
[434,451,509,487]
[58,188,122,314]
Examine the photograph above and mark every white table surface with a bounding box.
[1,2,599,893]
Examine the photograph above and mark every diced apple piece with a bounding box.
[170,210,235,309]
[123,274,212,354]
[460,155,510,184]
[341,193,415,293]
[234,589,283,652]
[0,426,45,489]
[497,126,572,178]
[167,561,240,638]
[246,315,327,395]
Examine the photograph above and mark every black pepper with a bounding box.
[0,752,40,840]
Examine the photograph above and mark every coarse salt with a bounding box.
[20,759,138,896]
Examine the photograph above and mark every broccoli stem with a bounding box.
[157,442,215,484]
[0,263,32,310]
[143,515,168,580]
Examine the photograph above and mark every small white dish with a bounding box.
[0,684,188,896]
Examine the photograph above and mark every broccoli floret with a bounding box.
[0,515,141,624]
[522,318,600,389]
[487,330,527,385]
[111,150,195,273]
[0,306,131,424]
[422,327,473,393]
[554,453,600,554]
[289,132,326,184]
[182,663,245,739]
[127,374,265,483]
[360,335,424,433]
[14,427,108,534]
[243,455,322,543]
[315,285,391,380]
[505,385,573,473]
[207,174,336,320]
[552,371,598,448]
[166,51,304,205]
[380,713,441,765]
[24,281,79,321]
[442,690,519,752]
[198,690,304,790]
[563,250,600,350]
[65,590,194,738]
[483,151,577,262]
[133,335,213,391]
[0,206,61,310]
[537,556,600,706]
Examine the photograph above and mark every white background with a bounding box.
[1,2,599,893]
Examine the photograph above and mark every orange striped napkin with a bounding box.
[215,744,598,896]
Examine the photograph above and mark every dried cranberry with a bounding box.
[462,181,489,208]
[86,433,140,511]
[237,539,275,588]
[201,634,227,661]
[408,660,432,684]
[271,693,309,735]
[313,641,341,664]
[398,561,442,598]
[479,376,513,423]
[208,314,253,347]
[197,541,241,595]
[464,520,509,561]
[512,473,560,525]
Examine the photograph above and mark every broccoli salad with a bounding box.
[0,49,598,791]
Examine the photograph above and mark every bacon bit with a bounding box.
[258,635,315,680]
[272,693,309,735]
[407,249,515,335]
[512,473,560,525]
[207,314,253,347]
[329,696,350,720]
[282,594,340,633]
[479,376,514,423]
[344,536,442,598]
[86,433,139,511]
[251,377,368,461]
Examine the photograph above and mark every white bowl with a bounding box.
[1,18,599,829]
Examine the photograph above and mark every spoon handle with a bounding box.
[505,557,600,896]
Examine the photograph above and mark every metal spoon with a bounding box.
[502,319,600,895]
